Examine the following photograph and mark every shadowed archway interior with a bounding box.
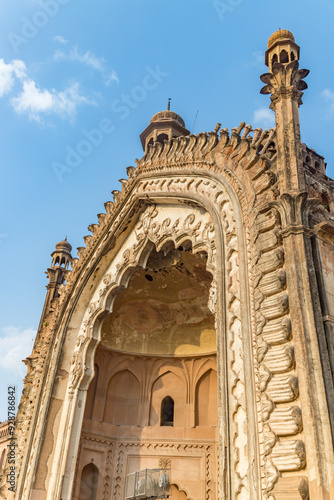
[73,243,219,499]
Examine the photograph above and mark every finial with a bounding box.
[65,236,67,241]
[167,98,171,111]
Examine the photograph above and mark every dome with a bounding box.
[268,29,295,49]
[55,238,72,253]
[150,110,185,128]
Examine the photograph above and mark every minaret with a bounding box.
[260,29,309,191]
[262,33,334,499]
[140,100,190,152]
[38,238,72,329]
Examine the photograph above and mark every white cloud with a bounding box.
[54,46,104,70]
[322,88,334,116]
[0,59,27,97]
[54,45,119,85]
[0,326,36,378]
[53,35,68,44]
[0,57,97,122]
[11,79,96,122]
[253,107,275,129]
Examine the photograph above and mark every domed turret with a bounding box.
[140,99,190,151]
[37,238,73,326]
[55,238,72,254]
[265,29,300,72]
[51,237,72,270]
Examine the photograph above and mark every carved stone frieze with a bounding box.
[266,374,299,403]
[269,406,302,436]
[252,200,306,494]
[270,439,306,471]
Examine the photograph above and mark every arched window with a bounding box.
[60,256,66,267]
[161,396,174,426]
[79,463,99,500]
[305,155,312,165]
[157,133,168,145]
[272,53,278,66]
[280,50,289,63]
[291,51,295,61]
[55,256,60,266]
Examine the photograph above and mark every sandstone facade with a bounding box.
[1,30,334,500]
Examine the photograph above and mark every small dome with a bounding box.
[268,29,295,49]
[55,238,72,253]
[150,110,185,128]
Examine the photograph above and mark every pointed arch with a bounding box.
[149,370,186,426]
[103,369,140,425]
[161,396,174,426]
[195,368,218,426]
[79,463,99,500]
[28,153,269,500]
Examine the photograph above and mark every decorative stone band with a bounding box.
[252,199,306,497]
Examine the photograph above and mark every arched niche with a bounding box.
[79,463,99,500]
[149,371,185,427]
[103,369,140,425]
[195,369,218,426]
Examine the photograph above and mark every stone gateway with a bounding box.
[2,30,334,500]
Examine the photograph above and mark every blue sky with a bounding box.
[0,0,333,421]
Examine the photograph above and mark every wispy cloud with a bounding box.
[0,326,36,378]
[322,88,334,117]
[53,35,68,44]
[245,51,263,68]
[54,45,119,85]
[0,57,96,122]
[0,59,27,97]
[12,80,96,122]
[253,107,275,129]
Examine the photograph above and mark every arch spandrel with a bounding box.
[15,125,312,500]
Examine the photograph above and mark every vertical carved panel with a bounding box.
[252,205,306,496]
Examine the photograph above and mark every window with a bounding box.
[280,50,289,64]
[157,133,168,145]
[161,396,174,426]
